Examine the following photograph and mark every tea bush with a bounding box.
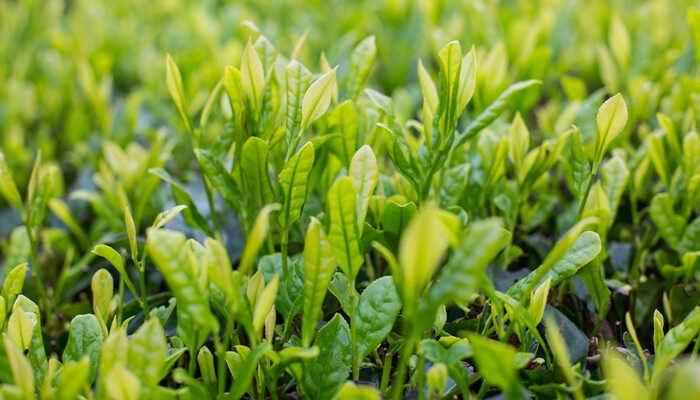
[0,0,699,399]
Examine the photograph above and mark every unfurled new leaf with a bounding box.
[279,142,315,228]
[302,218,336,347]
[301,67,338,130]
[349,145,378,227]
[328,176,363,280]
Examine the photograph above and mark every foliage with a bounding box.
[0,0,699,399]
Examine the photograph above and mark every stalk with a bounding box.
[281,229,289,280]
[576,163,598,221]
[349,276,359,380]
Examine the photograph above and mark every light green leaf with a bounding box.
[241,38,265,112]
[7,307,35,350]
[594,93,628,164]
[91,269,113,332]
[328,177,363,280]
[508,112,530,175]
[279,142,315,228]
[146,228,219,333]
[62,314,104,383]
[301,67,338,130]
[106,364,141,400]
[302,218,336,347]
[349,145,378,228]
[2,263,27,311]
[241,137,274,213]
[285,60,313,147]
[355,276,401,363]
[165,54,193,134]
[153,205,187,229]
[399,207,450,308]
[129,318,167,389]
[3,336,34,400]
[508,230,601,298]
[303,314,351,400]
[345,35,376,101]
[508,218,599,298]
[0,153,22,213]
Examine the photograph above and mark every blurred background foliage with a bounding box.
[1,0,697,187]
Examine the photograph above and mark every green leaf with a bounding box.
[328,176,363,280]
[241,38,265,112]
[3,336,34,400]
[509,231,602,298]
[328,272,358,316]
[508,218,599,298]
[153,205,187,229]
[149,168,212,235]
[241,137,274,213]
[345,35,376,101]
[303,313,351,400]
[252,275,279,338]
[92,245,139,302]
[349,145,378,227]
[398,207,452,313]
[594,93,628,164]
[48,198,88,245]
[302,218,336,347]
[146,228,219,333]
[0,153,22,213]
[453,80,541,150]
[380,201,417,249]
[426,219,509,319]
[467,334,523,399]
[195,148,241,210]
[285,60,313,147]
[228,343,271,400]
[259,254,305,324]
[91,269,113,332]
[105,364,142,400]
[279,142,315,228]
[437,41,463,141]
[335,382,381,400]
[508,112,530,175]
[165,54,193,134]
[301,67,338,130]
[457,45,477,114]
[355,276,401,363]
[653,307,700,382]
[327,100,360,166]
[649,193,685,250]
[570,127,590,200]
[601,153,629,225]
[240,203,280,276]
[55,357,90,400]
[62,314,104,383]
[7,308,35,350]
[11,296,47,383]
[2,263,27,311]
[576,257,611,314]
[129,318,167,390]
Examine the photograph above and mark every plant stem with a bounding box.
[391,333,416,400]
[137,264,150,318]
[380,352,393,394]
[281,229,289,280]
[576,163,598,221]
[350,276,359,381]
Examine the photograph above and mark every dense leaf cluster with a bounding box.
[0,1,699,399]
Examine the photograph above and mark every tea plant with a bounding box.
[1,2,700,400]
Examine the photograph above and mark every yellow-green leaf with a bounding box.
[349,145,378,227]
[328,177,363,280]
[301,67,338,130]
